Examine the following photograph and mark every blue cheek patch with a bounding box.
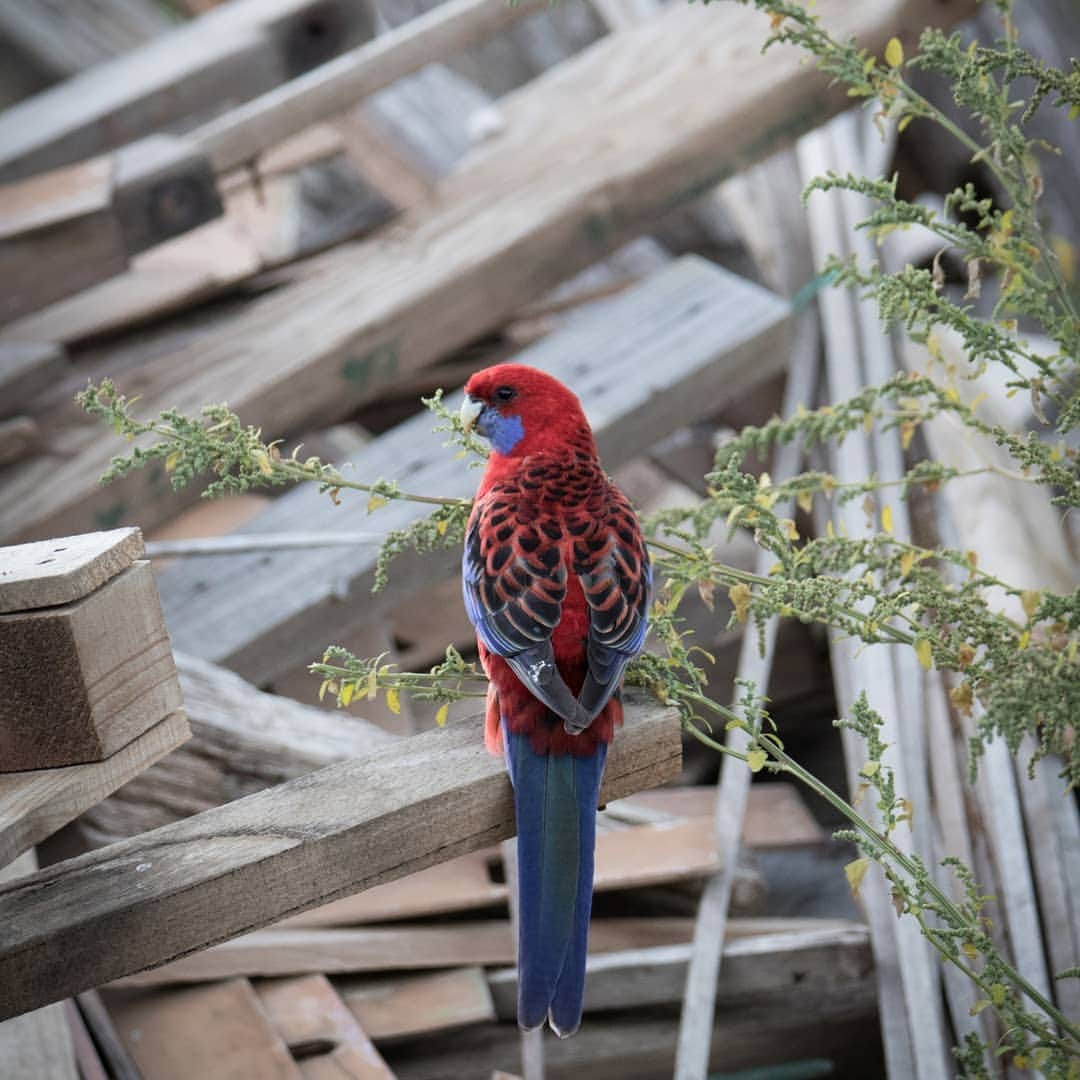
[489,412,524,455]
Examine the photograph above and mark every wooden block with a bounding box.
[0,342,68,418]
[157,258,790,686]
[340,967,495,1042]
[0,157,127,324]
[0,710,190,869]
[256,973,395,1079]
[0,526,144,615]
[0,559,183,770]
[111,918,698,986]
[0,694,680,1018]
[106,978,300,1080]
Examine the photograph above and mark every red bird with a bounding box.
[460,364,651,1036]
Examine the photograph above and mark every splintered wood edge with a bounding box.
[0,528,144,614]
[0,692,680,1019]
[0,710,191,871]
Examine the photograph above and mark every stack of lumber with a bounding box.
[8,0,1065,1077]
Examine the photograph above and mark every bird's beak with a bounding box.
[459,395,485,434]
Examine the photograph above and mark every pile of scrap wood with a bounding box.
[2,0,1077,1077]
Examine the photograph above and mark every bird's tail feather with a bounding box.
[503,720,606,1037]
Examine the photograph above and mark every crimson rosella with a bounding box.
[459,363,651,1037]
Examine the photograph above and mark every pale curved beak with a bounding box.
[459,395,485,433]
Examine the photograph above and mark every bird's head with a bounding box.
[460,363,595,459]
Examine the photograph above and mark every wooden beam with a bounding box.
[0,0,975,546]
[488,921,873,1019]
[105,978,301,1080]
[110,917,698,986]
[0,692,679,1018]
[0,710,190,870]
[156,257,790,685]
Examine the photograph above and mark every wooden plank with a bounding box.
[330,967,495,1043]
[383,1005,879,1080]
[106,978,300,1080]
[0,0,375,182]
[80,652,395,846]
[0,342,68,417]
[75,990,142,1080]
[0,710,190,870]
[0,852,78,1080]
[802,121,949,1078]
[0,560,184,770]
[0,526,143,615]
[64,999,109,1080]
[0,0,970,547]
[112,918,699,986]
[0,157,126,324]
[489,921,873,1018]
[2,211,263,347]
[675,269,820,1078]
[156,257,790,686]
[0,694,680,1018]
[257,974,394,1080]
[622,784,826,849]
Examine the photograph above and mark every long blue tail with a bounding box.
[503,721,606,1038]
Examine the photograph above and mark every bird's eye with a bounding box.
[494,386,517,403]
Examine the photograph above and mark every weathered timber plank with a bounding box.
[0,0,975,546]
[488,922,873,1019]
[0,0,375,182]
[0,852,78,1080]
[106,978,300,1080]
[0,157,127,324]
[0,692,679,1018]
[383,1004,880,1080]
[156,257,790,684]
[340,967,495,1042]
[111,917,697,986]
[0,710,190,870]
[257,974,395,1080]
